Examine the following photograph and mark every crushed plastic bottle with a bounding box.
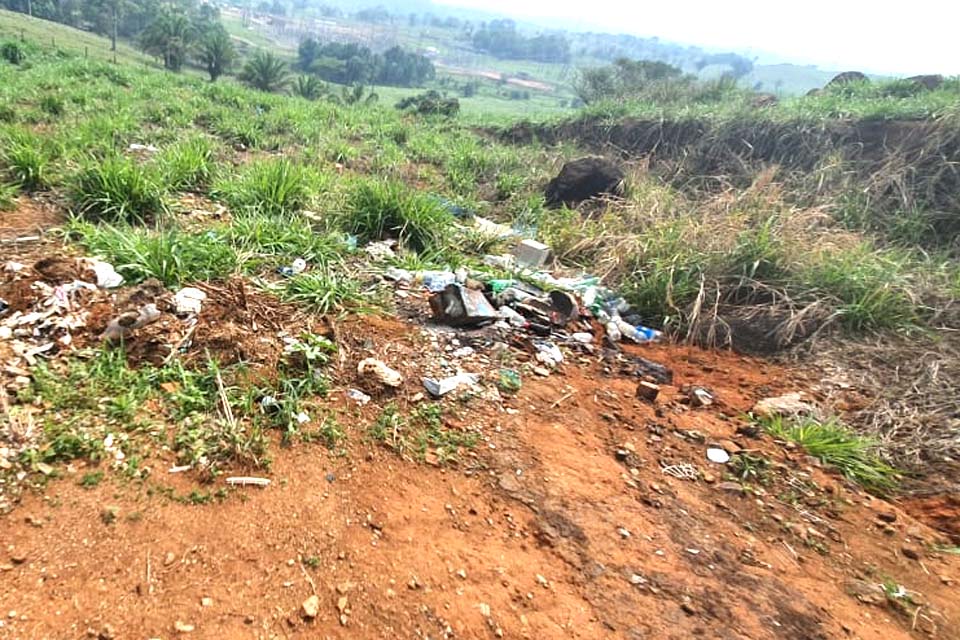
[614,317,662,343]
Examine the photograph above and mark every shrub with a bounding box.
[281,271,363,314]
[344,179,453,253]
[240,52,290,93]
[396,90,460,116]
[70,156,167,224]
[39,94,66,117]
[0,181,17,210]
[1,42,24,65]
[293,75,328,101]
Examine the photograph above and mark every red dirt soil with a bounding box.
[2,321,958,640]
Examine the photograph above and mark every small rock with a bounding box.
[877,512,897,523]
[200,597,213,607]
[301,595,320,619]
[636,381,660,402]
[163,552,176,566]
[98,623,116,640]
[617,527,631,539]
[680,600,697,615]
[336,596,348,614]
[533,366,550,377]
[717,481,743,494]
[478,603,491,617]
[10,554,26,565]
[456,569,467,579]
[701,472,717,484]
[901,545,921,561]
[614,449,630,461]
[408,576,421,590]
[536,574,549,587]
[173,621,194,634]
[688,387,713,407]
[716,439,741,454]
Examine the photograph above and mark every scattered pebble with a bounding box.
[301,595,320,619]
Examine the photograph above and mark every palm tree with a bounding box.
[240,51,290,93]
[293,75,327,100]
[197,30,235,82]
[141,11,195,72]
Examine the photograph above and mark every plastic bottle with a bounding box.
[605,320,622,342]
[615,317,662,343]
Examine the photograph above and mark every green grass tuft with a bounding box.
[159,136,218,192]
[216,158,320,216]
[280,271,364,315]
[343,178,453,253]
[760,415,898,494]
[70,155,167,224]
[67,219,237,286]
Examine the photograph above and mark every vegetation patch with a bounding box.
[759,415,898,494]
[70,155,167,224]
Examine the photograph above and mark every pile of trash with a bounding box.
[370,233,672,399]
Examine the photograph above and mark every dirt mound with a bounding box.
[544,156,625,208]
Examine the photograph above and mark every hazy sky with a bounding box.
[436,0,959,75]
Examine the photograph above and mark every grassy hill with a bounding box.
[0,9,156,67]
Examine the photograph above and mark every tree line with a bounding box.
[471,19,570,64]
[297,38,435,87]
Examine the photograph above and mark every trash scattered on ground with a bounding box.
[706,448,730,464]
[346,389,371,405]
[687,386,715,407]
[357,358,403,387]
[225,477,271,487]
[533,340,563,368]
[660,463,699,480]
[364,240,396,261]
[101,304,161,343]
[513,239,550,269]
[430,284,497,326]
[86,259,123,288]
[127,143,159,154]
[422,372,479,397]
[174,287,207,315]
[497,369,522,393]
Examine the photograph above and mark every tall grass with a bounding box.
[0,130,53,190]
[159,136,218,192]
[343,178,453,253]
[70,155,167,224]
[67,219,237,286]
[215,158,321,216]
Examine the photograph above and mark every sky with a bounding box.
[434,0,960,76]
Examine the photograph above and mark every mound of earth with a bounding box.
[544,156,625,208]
